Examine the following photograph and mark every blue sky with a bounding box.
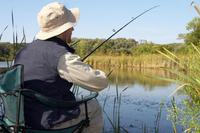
[0,0,199,44]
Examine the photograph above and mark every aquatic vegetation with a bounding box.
[159,44,200,132]
[102,77,129,133]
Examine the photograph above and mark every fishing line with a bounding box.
[81,5,160,61]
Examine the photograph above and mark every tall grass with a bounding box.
[159,44,200,132]
[0,25,8,41]
[11,10,27,66]
[0,10,27,68]
[103,76,129,133]
[154,101,164,133]
[86,54,197,70]
[0,25,9,67]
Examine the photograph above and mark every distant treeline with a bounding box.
[0,42,24,61]
[1,17,200,61]
[73,38,199,57]
[0,38,198,61]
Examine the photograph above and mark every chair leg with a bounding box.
[75,101,90,133]
[84,101,89,127]
[75,122,84,133]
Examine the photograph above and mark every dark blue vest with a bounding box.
[14,37,80,129]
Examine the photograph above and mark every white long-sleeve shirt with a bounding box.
[57,52,108,92]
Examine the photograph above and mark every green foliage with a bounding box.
[74,39,94,57]
[168,97,200,132]
[0,43,11,61]
[0,42,25,61]
[132,43,158,55]
[131,43,187,55]
[73,38,137,57]
[159,44,200,132]
[179,17,200,45]
[0,37,198,62]
[73,38,192,56]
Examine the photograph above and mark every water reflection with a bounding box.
[103,68,175,91]
[98,83,181,133]
[96,67,183,133]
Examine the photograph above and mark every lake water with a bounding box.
[75,68,185,133]
[97,68,184,133]
[0,62,7,68]
[0,62,185,132]
[0,61,12,69]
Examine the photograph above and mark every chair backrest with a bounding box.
[0,64,24,127]
[0,64,98,133]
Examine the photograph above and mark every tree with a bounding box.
[178,17,200,45]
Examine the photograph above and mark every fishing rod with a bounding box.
[70,40,80,47]
[81,5,160,61]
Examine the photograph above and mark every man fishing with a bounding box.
[14,2,108,132]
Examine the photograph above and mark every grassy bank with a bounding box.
[86,53,196,69]
[158,45,200,132]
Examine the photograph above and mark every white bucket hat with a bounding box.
[36,2,80,40]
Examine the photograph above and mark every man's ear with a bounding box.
[57,31,66,41]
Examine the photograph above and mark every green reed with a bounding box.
[154,100,164,133]
[158,44,200,132]
[87,54,198,70]
[103,75,129,133]
[11,10,27,67]
[0,10,27,68]
[0,25,9,67]
[0,25,8,41]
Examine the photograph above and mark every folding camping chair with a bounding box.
[0,64,98,133]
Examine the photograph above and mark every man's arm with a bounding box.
[57,52,108,92]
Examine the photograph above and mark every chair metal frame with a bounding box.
[0,64,98,133]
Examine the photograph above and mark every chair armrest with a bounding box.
[21,89,98,109]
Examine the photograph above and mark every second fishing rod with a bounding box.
[81,5,160,62]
